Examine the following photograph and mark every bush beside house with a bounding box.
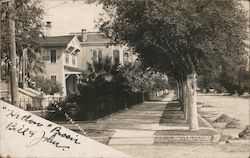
[30,76,63,95]
[47,57,169,121]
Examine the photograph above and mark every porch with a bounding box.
[63,65,83,96]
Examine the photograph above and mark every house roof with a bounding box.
[39,35,81,47]
[39,32,110,47]
[85,33,109,43]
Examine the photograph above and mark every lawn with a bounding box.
[197,95,249,138]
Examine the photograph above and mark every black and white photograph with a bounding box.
[0,0,249,157]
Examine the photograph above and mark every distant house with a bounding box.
[79,30,136,68]
[39,31,136,97]
[39,35,83,96]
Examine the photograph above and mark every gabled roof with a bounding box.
[39,32,110,47]
[85,33,109,43]
[39,35,82,47]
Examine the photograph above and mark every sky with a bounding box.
[42,0,249,36]
[42,0,104,36]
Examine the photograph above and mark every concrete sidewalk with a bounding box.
[61,92,217,145]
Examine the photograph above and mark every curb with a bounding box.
[154,133,221,144]
[91,133,221,145]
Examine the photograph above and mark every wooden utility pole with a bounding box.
[22,48,28,89]
[0,2,2,80]
[8,0,18,105]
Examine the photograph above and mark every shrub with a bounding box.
[30,76,63,95]
[47,57,168,121]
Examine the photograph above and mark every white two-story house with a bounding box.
[39,35,83,96]
[39,30,137,97]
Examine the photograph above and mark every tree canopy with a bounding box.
[1,0,44,53]
[89,0,248,80]
[79,56,168,95]
[1,0,45,76]
[87,0,248,131]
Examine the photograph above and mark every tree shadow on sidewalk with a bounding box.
[159,101,211,128]
[159,101,187,126]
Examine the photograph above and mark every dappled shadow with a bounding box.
[159,101,187,126]
[159,101,212,128]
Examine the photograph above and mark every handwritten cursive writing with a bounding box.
[6,109,44,127]
[26,131,70,149]
[5,122,36,137]
[26,126,81,150]
[51,127,80,144]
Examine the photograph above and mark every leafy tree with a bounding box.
[115,62,169,101]
[1,0,44,77]
[30,76,63,95]
[115,62,145,93]
[198,57,250,95]
[219,64,249,95]
[87,0,248,130]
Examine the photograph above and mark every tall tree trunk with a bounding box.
[183,80,188,120]
[142,92,145,102]
[176,80,180,101]
[186,72,198,131]
[124,94,127,109]
[9,1,18,106]
[0,3,2,80]
[179,80,184,111]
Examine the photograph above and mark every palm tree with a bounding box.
[81,56,117,90]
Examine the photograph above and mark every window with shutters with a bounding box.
[51,50,56,63]
[124,52,129,63]
[93,49,103,63]
[92,50,98,62]
[113,50,120,64]
[51,75,57,82]
[98,50,103,62]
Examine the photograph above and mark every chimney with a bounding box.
[45,21,52,36]
[81,29,87,42]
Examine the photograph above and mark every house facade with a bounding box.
[39,31,136,96]
[39,35,83,96]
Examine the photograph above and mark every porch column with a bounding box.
[62,72,67,96]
